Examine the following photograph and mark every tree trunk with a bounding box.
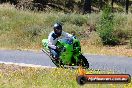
[111,0,114,12]
[126,0,129,14]
[99,0,102,10]
[83,0,91,14]
[65,0,74,11]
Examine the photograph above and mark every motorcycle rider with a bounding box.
[48,23,73,60]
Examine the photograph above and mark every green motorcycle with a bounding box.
[42,36,89,68]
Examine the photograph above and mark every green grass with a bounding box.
[0,64,132,88]
[0,4,132,56]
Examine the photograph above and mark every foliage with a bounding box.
[0,0,130,13]
[0,64,131,88]
[70,15,88,26]
[0,4,132,56]
[96,5,119,45]
[128,32,132,49]
[129,38,132,49]
[88,32,103,46]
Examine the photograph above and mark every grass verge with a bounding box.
[0,63,132,88]
[0,4,132,57]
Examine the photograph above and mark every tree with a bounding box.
[111,0,114,12]
[83,0,92,14]
[65,0,74,11]
[126,0,129,14]
[99,0,103,10]
[0,0,8,3]
[97,6,119,45]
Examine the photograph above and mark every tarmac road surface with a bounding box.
[0,50,132,75]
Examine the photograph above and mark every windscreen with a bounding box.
[59,37,73,45]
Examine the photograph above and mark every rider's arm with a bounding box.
[48,32,57,49]
[62,31,73,37]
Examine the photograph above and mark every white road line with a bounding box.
[0,61,56,68]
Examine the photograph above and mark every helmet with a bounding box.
[53,23,62,36]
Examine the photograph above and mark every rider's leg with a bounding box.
[50,49,59,60]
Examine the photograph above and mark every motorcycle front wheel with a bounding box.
[78,54,89,69]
